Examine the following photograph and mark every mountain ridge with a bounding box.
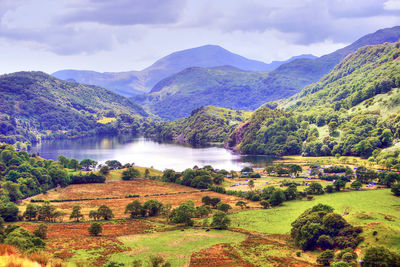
[52,45,315,97]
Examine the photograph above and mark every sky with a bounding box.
[0,0,400,74]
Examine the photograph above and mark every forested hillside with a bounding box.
[0,72,148,146]
[134,67,269,120]
[228,41,400,160]
[143,106,252,146]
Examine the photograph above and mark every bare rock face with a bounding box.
[225,121,249,151]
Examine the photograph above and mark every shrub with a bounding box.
[33,224,47,239]
[216,203,232,213]
[260,200,270,209]
[122,167,140,180]
[317,250,334,266]
[211,211,231,230]
[391,183,400,196]
[363,246,400,266]
[88,223,102,236]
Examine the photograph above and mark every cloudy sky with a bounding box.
[0,0,400,74]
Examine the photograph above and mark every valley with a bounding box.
[1,20,400,267]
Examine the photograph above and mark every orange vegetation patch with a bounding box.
[31,179,194,200]
[190,234,318,267]
[20,220,165,266]
[25,180,258,220]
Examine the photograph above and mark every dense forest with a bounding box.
[143,106,252,146]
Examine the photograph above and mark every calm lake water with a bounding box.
[29,135,274,171]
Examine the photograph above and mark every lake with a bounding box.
[29,135,275,171]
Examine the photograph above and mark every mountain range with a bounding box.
[52,46,315,97]
[135,26,400,120]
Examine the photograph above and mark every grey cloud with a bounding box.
[60,0,187,26]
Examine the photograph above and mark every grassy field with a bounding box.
[106,229,247,266]
[229,189,400,251]
[96,117,116,124]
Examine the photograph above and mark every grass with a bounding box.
[229,189,400,250]
[96,117,116,124]
[107,229,247,266]
[105,167,162,181]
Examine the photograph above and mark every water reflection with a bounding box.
[29,135,275,171]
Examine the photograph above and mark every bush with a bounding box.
[216,203,232,213]
[260,200,270,209]
[88,223,102,236]
[317,250,334,266]
[211,211,231,230]
[363,246,400,266]
[391,183,400,196]
[122,167,140,180]
[33,224,47,239]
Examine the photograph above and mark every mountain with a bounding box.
[227,40,400,159]
[143,106,253,146]
[0,71,147,145]
[138,26,400,120]
[134,66,273,120]
[52,45,314,97]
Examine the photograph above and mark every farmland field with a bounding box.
[229,189,400,252]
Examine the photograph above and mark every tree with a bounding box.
[97,205,114,220]
[195,205,211,218]
[289,164,302,177]
[317,250,334,266]
[0,202,19,222]
[391,183,400,196]
[89,210,100,221]
[2,181,22,202]
[33,224,48,239]
[306,182,324,195]
[350,180,362,190]
[143,199,163,217]
[125,200,145,218]
[216,203,232,213]
[89,222,102,236]
[269,189,285,206]
[144,168,150,178]
[70,205,84,222]
[80,159,97,171]
[363,246,400,266]
[201,196,212,206]
[260,200,270,209]
[105,160,122,170]
[23,204,38,221]
[333,179,346,191]
[68,159,80,170]
[235,201,247,209]
[248,180,255,192]
[100,165,110,175]
[211,211,231,230]
[57,155,69,168]
[328,121,338,135]
[213,174,224,185]
[169,201,196,226]
[209,197,221,208]
[122,167,140,180]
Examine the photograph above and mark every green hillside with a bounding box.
[144,105,252,146]
[134,66,269,120]
[0,72,148,146]
[228,41,400,159]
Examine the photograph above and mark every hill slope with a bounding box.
[52,46,315,97]
[227,41,400,159]
[134,67,272,120]
[137,26,400,120]
[0,72,147,145]
[143,106,252,146]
